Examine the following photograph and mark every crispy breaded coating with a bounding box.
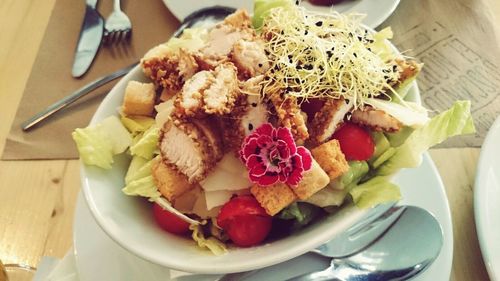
[175,70,214,117]
[308,98,352,146]
[203,63,239,115]
[250,183,297,216]
[231,39,270,79]
[311,139,349,181]
[290,159,330,200]
[122,81,156,116]
[223,9,253,29]
[160,118,219,183]
[141,46,182,91]
[351,106,402,132]
[394,58,422,85]
[152,156,195,202]
[270,95,309,145]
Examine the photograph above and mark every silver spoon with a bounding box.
[286,205,443,281]
[21,5,236,131]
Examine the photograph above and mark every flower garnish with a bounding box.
[240,123,312,186]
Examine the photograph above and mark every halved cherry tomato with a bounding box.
[217,196,272,247]
[300,98,325,121]
[332,122,375,161]
[153,203,190,235]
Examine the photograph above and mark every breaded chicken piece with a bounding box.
[308,98,352,146]
[311,139,349,181]
[351,106,402,132]
[251,183,297,216]
[231,39,270,79]
[195,10,255,71]
[270,95,309,145]
[392,58,422,86]
[203,63,239,115]
[175,70,214,117]
[160,118,220,183]
[151,156,195,201]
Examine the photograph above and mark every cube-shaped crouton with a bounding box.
[311,139,349,181]
[122,81,156,116]
[290,159,330,200]
[251,183,297,216]
[152,156,195,201]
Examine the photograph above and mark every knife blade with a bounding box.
[72,0,104,78]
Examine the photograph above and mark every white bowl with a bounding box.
[81,43,419,275]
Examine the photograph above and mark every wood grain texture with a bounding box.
[0,0,494,280]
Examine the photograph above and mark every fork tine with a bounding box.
[119,30,127,43]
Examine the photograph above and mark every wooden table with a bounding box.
[0,1,492,280]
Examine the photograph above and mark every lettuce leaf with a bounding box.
[350,176,401,208]
[277,202,322,230]
[120,115,155,135]
[125,156,152,184]
[122,175,161,200]
[130,125,160,160]
[377,100,475,176]
[72,116,132,169]
[369,27,394,62]
[190,224,227,255]
[253,0,295,29]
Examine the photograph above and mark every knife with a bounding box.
[72,0,104,78]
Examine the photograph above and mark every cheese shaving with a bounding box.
[261,6,400,109]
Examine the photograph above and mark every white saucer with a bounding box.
[162,0,400,29]
[475,116,500,281]
[73,153,452,281]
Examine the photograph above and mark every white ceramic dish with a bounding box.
[74,151,452,281]
[162,0,400,29]
[81,65,373,274]
[474,116,500,281]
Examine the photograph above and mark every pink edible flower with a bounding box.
[240,123,312,186]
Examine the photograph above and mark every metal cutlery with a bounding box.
[286,205,443,281]
[22,6,236,131]
[104,0,132,44]
[72,0,104,78]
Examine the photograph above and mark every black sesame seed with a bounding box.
[393,65,398,71]
[258,63,263,68]
[316,21,323,27]
[294,78,300,83]
[251,102,257,107]
[353,53,357,58]
[295,0,299,5]
[304,30,308,35]
[248,123,254,131]
[357,36,363,41]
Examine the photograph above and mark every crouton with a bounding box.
[250,183,297,216]
[290,159,330,200]
[152,156,195,201]
[122,81,156,116]
[311,139,349,181]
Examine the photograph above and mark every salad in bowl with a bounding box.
[73,0,474,271]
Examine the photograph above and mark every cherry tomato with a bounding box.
[332,122,375,161]
[226,214,272,247]
[153,203,190,235]
[217,196,272,247]
[300,98,325,121]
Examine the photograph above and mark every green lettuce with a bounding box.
[72,116,132,169]
[350,176,401,208]
[190,224,227,255]
[120,115,155,135]
[369,27,395,62]
[122,175,161,200]
[125,156,152,184]
[377,100,475,176]
[130,125,159,160]
[253,0,295,29]
[277,202,322,230]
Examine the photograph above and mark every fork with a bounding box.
[104,0,132,44]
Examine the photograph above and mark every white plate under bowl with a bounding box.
[162,0,400,29]
[475,116,500,281]
[74,151,452,281]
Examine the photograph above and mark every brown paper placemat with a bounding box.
[2,0,179,160]
[382,0,500,147]
[5,0,497,160]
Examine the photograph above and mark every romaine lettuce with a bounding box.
[376,100,475,176]
[349,176,401,208]
[253,0,295,29]
[72,116,132,169]
[190,223,227,255]
[130,125,160,160]
[122,175,161,200]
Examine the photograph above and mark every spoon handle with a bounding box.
[285,260,347,281]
